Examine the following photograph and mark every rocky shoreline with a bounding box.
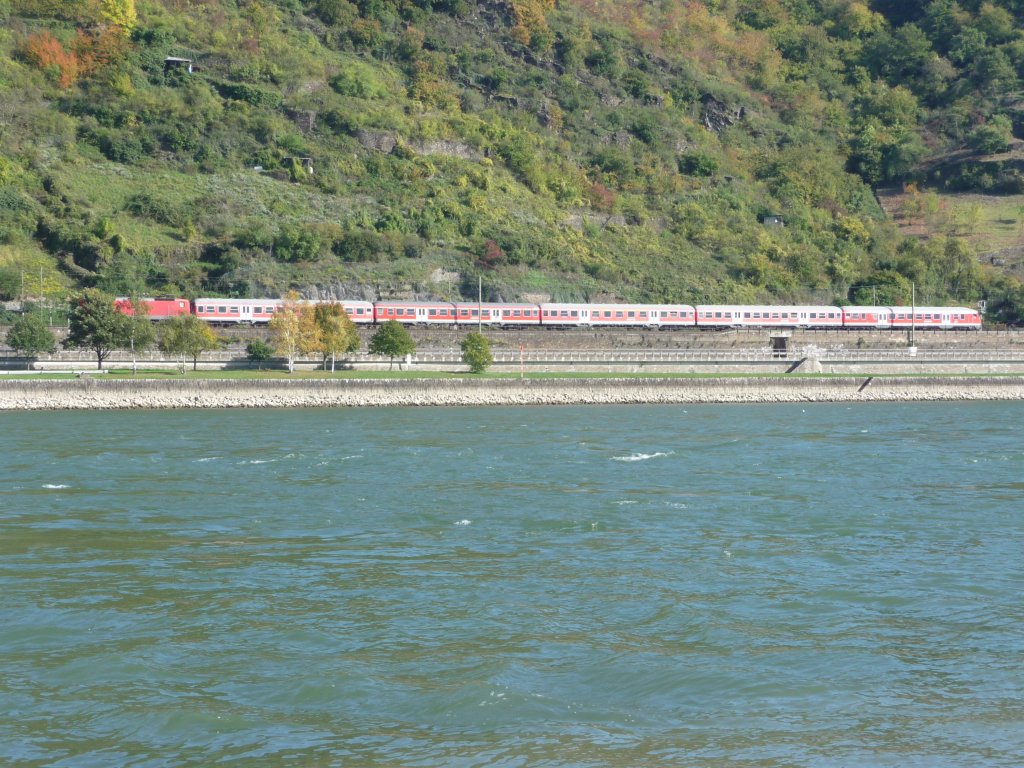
[2,376,1024,410]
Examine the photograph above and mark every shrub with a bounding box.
[20,31,79,88]
[246,339,274,369]
[678,152,719,177]
[461,331,492,373]
[273,226,322,262]
[968,116,1013,155]
[213,82,282,109]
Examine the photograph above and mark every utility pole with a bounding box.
[477,275,482,333]
[910,281,916,347]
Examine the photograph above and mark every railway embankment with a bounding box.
[2,376,1024,410]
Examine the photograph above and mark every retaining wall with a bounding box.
[2,376,1023,410]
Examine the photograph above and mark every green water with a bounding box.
[2,403,1023,766]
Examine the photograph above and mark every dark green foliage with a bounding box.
[968,116,1013,155]
[368,319,415,368]
[0,268,20,300]
[213,82,283,109]
[273,226,322,262]
[65,288,132,369]
[678,153,719,177]
[460,331,492,373]
[246,338,275,369]
[6,312,56,367]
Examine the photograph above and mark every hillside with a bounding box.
[3,0,1024,322]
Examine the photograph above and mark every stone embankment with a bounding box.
[2,377,1023,410]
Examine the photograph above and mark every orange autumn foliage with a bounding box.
[20,27,127,89]
[20,31,79,88]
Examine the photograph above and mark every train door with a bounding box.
[240,304,253,322]
[417,307,427,323]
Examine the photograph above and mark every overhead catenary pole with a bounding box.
[478,275,482,333]
[911,281,916,347]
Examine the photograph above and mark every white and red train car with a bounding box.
[119,297,983,330]
[694,305,844,328]
[888,306,982,329]
[191,298,375,324]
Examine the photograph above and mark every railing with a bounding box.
[4,347,1024,366]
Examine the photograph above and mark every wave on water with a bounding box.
[612,451,674,462]
[238,459,276,465]
[192,457,221,463]
[41,484,70,489]
[454,519,472,526]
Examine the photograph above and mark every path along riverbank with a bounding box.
[2,376,1024,410]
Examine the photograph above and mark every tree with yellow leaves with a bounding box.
[100,0,137,32]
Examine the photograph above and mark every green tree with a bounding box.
[6,313,56,369]
[313,303,360,372]
[967,115,1013,155]
[160,314,219,372]
[65,288,131,370]
[460,331,493,373]
[246,339,274,370]
[368,320,416,370]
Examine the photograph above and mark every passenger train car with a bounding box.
[118,297,983,330]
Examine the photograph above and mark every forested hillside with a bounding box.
[3,0,1024,321]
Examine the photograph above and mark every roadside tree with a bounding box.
[314,302,360,371]
[246,339,274,370]
[65,288,131,369]
[6,313,56,369]
[268,292,310,373]
[460,331,493,373]
[368,319,415,370]
[160,313,220,372]
[123,297,155,375]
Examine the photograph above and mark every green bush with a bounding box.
[678,153,719,177]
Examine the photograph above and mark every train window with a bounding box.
[628,311,635,318]
[772,312,779,318]
[429,309,437,316]
[218,306,226,313]
[571,311,578,317]
[714,312,722,318]
[615,311,623,318]
[744,312,751,318]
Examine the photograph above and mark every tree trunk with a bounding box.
[193,354,198,371]
[96,349,103,370]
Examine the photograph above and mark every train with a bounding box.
[114,297,984,330]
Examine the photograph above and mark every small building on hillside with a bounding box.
[164,57,196,74]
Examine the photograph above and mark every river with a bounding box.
[2,403,1022,766]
